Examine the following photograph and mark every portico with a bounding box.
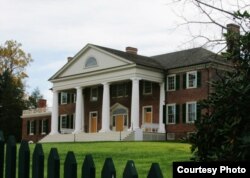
[49,44,165,139]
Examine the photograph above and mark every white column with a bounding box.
[73,86,84,133]
[158,82,166,133]
[130,77,141,130]
[50,90,59,135]
[99,82,111,132]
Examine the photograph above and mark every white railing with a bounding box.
[22,107,52,115]
[141,123,159,132]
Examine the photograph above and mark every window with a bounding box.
[167,75,176,91]
[90,87,98,101]
[61,115,67,129]
[29,121,35,135]
[60,114,74,130]
[111,83,128,98]
[85,57,97,68]
[41,120,48,134]
[187,71,197,88]
[143,81,152,94]
[186,102,197,123]
[167,104,176,124]
[61,92,68,104]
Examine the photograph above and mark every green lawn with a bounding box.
[27,141,191,178]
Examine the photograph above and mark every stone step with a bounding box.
[39,131,132,143]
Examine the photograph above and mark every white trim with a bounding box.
[166,103,176,124]
[111,103,129,131]
[167,74,176,91]
[89,111,98,133]
[60,92,68,105]
[60,114,67,130]
[186,71,197,89]
[29,120,35,135]
[186,101,197,123]
[41,120,47,135]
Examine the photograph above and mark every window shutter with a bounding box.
[176,75,180,90]
[197,71,202,88]
[66,115,70,128]
[27,120,30,135]
[164,75,167,91]
[176,104,180,124]
[197,103,201,120]
[39,120,42,134]
[163,105,166,124]
[182,104,186,124]
[70,114,74,129]
[67,93,70,104]
[183,74,186,89]
[58,93,61,104]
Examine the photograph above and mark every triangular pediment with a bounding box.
[50,44,134,80]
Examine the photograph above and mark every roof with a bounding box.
[152,47,227,69]
[50,44,229,81]
[92,44,163,69]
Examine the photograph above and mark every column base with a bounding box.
[158,124,166,133]
[99,129,111,133]
[134,128,143,141]
[49,131,59,135]
[72,130,83,134]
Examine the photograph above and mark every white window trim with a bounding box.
[167,74,176,91]
[186,101,197,123]
[166,103,176,124]
[29,120,35,135]
[142,105,153,124]
[143,81,152,95]
[85,56,98,68]
[41,120,47,135]
[90,87,98,101]
[89,111,98,132]
[186,71,197,89]
[60,114,67,130]
[61,92,67,105]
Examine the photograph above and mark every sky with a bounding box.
[0,0,247,106]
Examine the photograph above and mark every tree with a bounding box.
[27,87,44,108]
[173,0,250,161]
[0,40,33,79]
[0,40,33,141]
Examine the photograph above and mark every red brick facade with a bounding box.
[22,116,51,143]
[165,67,219,139]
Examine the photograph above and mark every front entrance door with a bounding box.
[90,112,97,133]
[116,115,124,131]
[144,107,152,132]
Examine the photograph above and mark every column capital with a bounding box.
[75,86,84,90]
[130,77,141,82]
[102,82,110,86]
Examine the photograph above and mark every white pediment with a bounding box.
[54,44,133,79]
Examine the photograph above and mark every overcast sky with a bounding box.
[0,0,246,106]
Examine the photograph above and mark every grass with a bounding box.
[24,141,191,178]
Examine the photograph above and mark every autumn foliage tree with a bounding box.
[0,40,33,140]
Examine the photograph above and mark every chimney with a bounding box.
[226,24,240,61]
[126,47,138,55]
[37,99,46,108]
[67,57,73,62]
